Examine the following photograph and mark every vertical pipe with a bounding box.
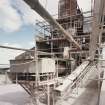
[35,37,38,87]
[47,84,50,105]
[16,73,18,84]
[5,71,7,84]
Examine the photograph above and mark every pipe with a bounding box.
[23,0,81,49]
[0,45,34,52]
[0,45,53,55]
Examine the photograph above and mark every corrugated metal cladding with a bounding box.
[58,0,77,18]
[10,58,55,73]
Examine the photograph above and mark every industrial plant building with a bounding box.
[7,0,105,105]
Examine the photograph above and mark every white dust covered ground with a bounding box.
[0,84,32,105]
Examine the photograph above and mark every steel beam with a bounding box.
[89,0,105,60]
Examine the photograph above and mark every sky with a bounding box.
[0,0,91,64]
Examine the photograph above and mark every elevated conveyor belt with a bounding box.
[55,61,91,95]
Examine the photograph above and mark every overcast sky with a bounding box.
[0,0,91,64]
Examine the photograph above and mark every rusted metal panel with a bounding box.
[58,0,77,18]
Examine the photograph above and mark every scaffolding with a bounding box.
[7,1,105,104]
